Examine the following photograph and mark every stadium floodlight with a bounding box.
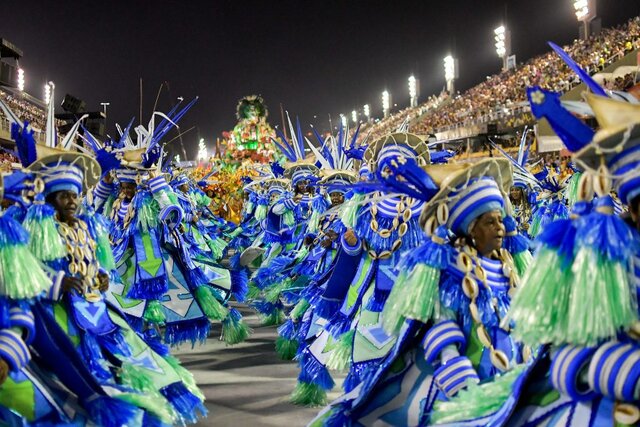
[494,26,506,57]
[363,104,370,119]
[494,25,511,70]
[17,69,25,92]
[351,110,358,124]
[443,55,457,93]
[382,91,390,118]
[574,0,589,20]
[340,113,347,128]
[197,138,208,161]
[408,75,419,108]
[574,0,596,40]
[44,83,51,105]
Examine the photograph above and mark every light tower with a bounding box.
[408,75,420,108]
[351,110,358,124]
[340,113,347,128]
[574,0,596,40]
[494,25,511,71]
[44,83,51,104]
[382,91,391,118]
[363,104,370,121]
[17,68,24,92]
[443,55,458,94]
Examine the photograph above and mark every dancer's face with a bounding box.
[469,210,505,257]
[329,191,344,206]
[120,182,137,201]
[48,190,78,225]
[510,187,523,202]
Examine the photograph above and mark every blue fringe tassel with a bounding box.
[298,349,335,390]
[0,214,30,245]
[164,318,211,347]
[186,267,209,289]
[502,216,531,255]
[229,252,242,270]
[127,277,169,300]
[278,318,298,340]
[252,255,294,289]
[97,329,132,358]
[230,269,249,302]
[575,196,636,262]
[536,218,577,270]
[124,314,144,333]
[365,288,389,312]
[326,312,351,339]
[86,396,140,427]
[397,225,450,271]
[251,300,284,316]
[301,282,322,302]
[343,360,377,393]
[314,297,341,320]
[282,288,303,305]
[81,332,112,381]
[160,382,207,424]
[143,329,170,357]
[296,317,313,352]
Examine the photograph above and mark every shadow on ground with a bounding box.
[173,304,344,427]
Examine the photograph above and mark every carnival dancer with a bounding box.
[2,93,207,425]
[490,128,541,237]
[310,155,533,426]
[274,126,361,361]
[288,132,432,407]
[492,57,640,425]
[0,159,94,425]
[88,102,248,347]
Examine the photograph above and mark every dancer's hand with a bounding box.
[61,276,84,295]
[97,272,110,292]
[0,358,9,385]
[344,229,357,246]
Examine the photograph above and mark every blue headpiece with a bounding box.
[39,160,85,195]
[447,177,505,235]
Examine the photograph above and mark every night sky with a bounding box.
[3,0,639,158]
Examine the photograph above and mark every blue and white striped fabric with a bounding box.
[171,175,190,187]
[324,176,353,193]
[587,340,640,402]
[422,320,466,364]
[377,144,418,169]
[9,307,35,345]
[447,177,505,235]
[378,197,424,219]
[117,200,131,222]
[94,180,113,200]
[481,257,511,290]
[0,329,30,371]
[359,163,372,180]
[40,161,84,195]
[148,175,169,194]
[433,355,480,397]
[551,345,597,401]
[116,168,144,183]
[292,168,313,185]
[608,142,640,206]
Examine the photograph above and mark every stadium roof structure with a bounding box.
[0,39,22,59]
